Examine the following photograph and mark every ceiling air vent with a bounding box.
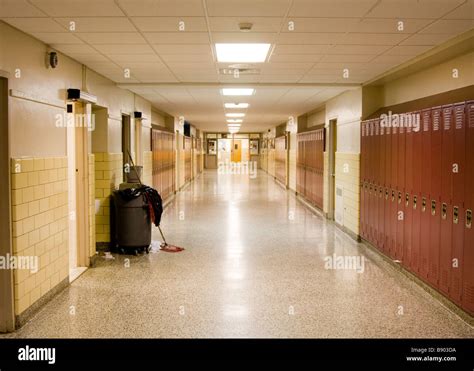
[219,63,260,76]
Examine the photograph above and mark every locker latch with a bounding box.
[385,189,389,200]
[467,209,472,229]
[379,188,383,198]
[431,200,436,216]
[441,203,447,220]
[405,193,409,207]
[453,206,459,225]
[398,192,402,204]
[422,197,426,212]
[391,191,395,202]
[413,196,417,210]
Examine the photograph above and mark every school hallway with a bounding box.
[2,170,472,338]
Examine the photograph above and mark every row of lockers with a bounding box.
[360,100,474,316]
[275,136,286,185]
[151,129,176,201]
[296,129,325,209]
[184,136,192,183]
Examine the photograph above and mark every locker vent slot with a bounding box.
[422,197,426,212]
[466,210,472,229]
[398,192,402,204]
[413,196,417,210]
[405,193,409,207]
[453,206,459,224]
[441,203,447,220]
[431,200,436,216]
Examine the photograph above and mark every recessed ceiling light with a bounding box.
[227,123,241,127]
[224,103,249,109]
[226,113,245,118]
[221,88,255,96]
[215,43,271,63]
[227,119,243,123]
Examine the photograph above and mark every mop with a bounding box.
[127,151,185,253]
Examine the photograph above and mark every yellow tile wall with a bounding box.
[94,153,123,243]
[88,154,96,257]
[11,157,69,315]
[143,151,152,187]
[335,152,360,235]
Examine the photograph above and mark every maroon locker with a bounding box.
[428,106,442,288]
[450,102,466,305]
[374,119,380,249]
[384,126,392,255]
[403,124,414,269]
[396,123,406,261]
[439,104,454,295]
[378,122,386,252]
[462,100,474,315]
[419,108,432,281]
[361,121,366,239]
[411,111,422,274]
[368,120,375,244]
[390,125,398,259]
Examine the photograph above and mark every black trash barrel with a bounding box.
[112,189,151,248]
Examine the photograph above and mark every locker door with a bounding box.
[374,119,380,248]
[369,120,375,244]
[403,124,413,269]
[439,104,454,295]
[428,106,442,288]
[411,112,422,274]
[378,121,386,251]
[396,123,406,261]
[450,103,466,305]
[463,100,474,315]
[384,126,392,255]
[420,108,432,280]
[390,125,398,258]
[360,122,366,239]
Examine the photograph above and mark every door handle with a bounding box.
[453,206,459,225]
[431,200,436,216]
[441,203,447,220]
[413,195,417,210]
[467,209,472,229]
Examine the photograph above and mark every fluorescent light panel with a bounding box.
[215,43,271,63]
[227,119,243,123]
[224,103,249,109]
[226,113,245,118]
[221,88,255,96]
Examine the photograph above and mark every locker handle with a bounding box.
[405,193,409,207]
[391,191,395,202]
[431,200,436,216]
[379,189,383,198]
[413,196,417,210]
[398,192,402,204]
[441,203,447,220]
[422,197,426,212]
[467,210,472,229]
[453,206,459,225]
[385,190,389,200]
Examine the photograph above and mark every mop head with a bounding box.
[160,242,185,253]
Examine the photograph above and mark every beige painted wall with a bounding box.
[382,51,474,107]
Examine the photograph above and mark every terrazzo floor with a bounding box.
[2,170,474,338]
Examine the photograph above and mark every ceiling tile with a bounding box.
[51,43,98,54]
[30,0,125,16]
[348,18,432,33]
[206,0,290,16]
[289,0,378,17]
[54,17,135,32]
[399,33,455,46]
[273,44,332,54]
[107,54,162,63]
[278,32,345,44]
[338,33,409,45]
[144,32,209,44]
[443,0,474,20]
[384,45,434,56]
[419,19,474,35]
[269,54,323,62]
[327,44,392,54]
[67,53,110,63]
[2,18,66,32]
[366,0,465,19]
[281,17,359,33]
[160,54,214,62]
[208,17,282,32]
[78,33,147,44]
[0,0,46,17]
[99,44,156,54]
[132,17,208,32]
[320,54,375,63]
[152,44,212,54]
[31,32,84,44]
[117,0,204,16]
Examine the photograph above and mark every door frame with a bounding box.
[0,75,15,332]
[327,118,338,220]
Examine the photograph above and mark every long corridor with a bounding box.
[4,171,473,338]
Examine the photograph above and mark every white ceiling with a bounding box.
[1,0,473,132]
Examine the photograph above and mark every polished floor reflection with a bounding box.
[4,170,474,338]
